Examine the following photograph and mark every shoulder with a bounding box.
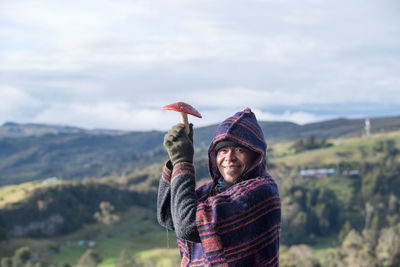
[228,176,279,199]
[200,176,279,208]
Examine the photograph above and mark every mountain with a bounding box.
[195,115,400,144]
[0,122,128,138]
[0,129,166,186]
[1,115,400,186]
[259,116,400,141]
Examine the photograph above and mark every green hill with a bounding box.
[0,131,166,186]
[1,115,400,186]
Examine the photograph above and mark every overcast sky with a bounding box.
[1,0,399,131]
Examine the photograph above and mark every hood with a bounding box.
[208,108,268,181]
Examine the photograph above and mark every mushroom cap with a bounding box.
[162,102,202,118]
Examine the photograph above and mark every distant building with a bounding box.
[300,168,336,178]
[364,118,371,137]
[300,168,359,177]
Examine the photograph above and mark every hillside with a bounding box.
[261,115,400,141]
[1,129,399,266]
[1,115,400,186]
[0,131,166,186]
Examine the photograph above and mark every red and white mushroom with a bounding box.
[162,102,202,134]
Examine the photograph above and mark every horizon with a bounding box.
[2,112,399,132]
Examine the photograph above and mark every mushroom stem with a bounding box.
[180,112,189,134]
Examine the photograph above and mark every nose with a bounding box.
[225,149,237,161]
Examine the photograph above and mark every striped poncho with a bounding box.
[157,108,281,266]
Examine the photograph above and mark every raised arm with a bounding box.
[159,123,200,243]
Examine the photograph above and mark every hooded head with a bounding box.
[208,108,268,183]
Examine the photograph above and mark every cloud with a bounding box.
[29,101,204,131]
[0,86,43,123]
[0,0,399,130]
[253,109,327,125]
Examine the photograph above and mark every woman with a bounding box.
[157,108,281,266]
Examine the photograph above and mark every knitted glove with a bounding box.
[164,123,194,166]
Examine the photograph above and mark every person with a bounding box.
[157,108,281,266]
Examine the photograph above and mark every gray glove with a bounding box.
[163,123,194,166]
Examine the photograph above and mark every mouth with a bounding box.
[224,165,241,170]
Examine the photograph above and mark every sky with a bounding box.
[1,0,399,131]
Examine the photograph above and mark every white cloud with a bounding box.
[184,86,381,109]
[31,101,204,131]
[0,86,42,122]
[253,109,327,125]
[0,0,399,130]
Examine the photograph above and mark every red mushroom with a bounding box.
[162,102,202,134]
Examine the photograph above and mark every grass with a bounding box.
[0,237,57,259]
[310,176,357,204]
[312,234,340,253]
[0,205,178,266]
[49,206,178,266]
[270,130,400,168]
[55,221,179,267]
[93,248,180,267]
[134,248,181,267]
[0,180,56,209]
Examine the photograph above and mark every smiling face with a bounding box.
[216,146,255,185]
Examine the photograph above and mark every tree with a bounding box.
[115,250,133,267]
[77,249,101,267]
[305,136,317,150]
[376,223,400,267]
[338,221,352,242]
[341,230,377,267]
[291,139,305,153]
[291,136,331,153]
[361,168,380,201]
[0,226,7,241]
[0,258,12,267]
[288,212,308,244]
[12,246,31,267]
[313,188,339,235]
[281,245,321,267]
[93,202,120,225]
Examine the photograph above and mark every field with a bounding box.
[271,130,400,166]
[0,179,63,209]
[1,205,180,266]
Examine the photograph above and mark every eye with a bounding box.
[236,147,251,154]
[218,148,229,154]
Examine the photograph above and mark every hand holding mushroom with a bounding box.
[162,102,202,166]
[163,123,194,166]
